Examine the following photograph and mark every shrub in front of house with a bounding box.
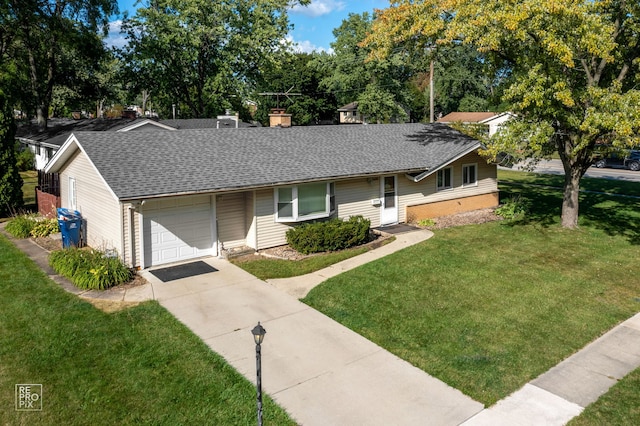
[5,214,59,238]
[49,248,132,290]
[495,196,529,221]
[286,215,371,255]
[5,214,37,238]
[30,218,59,237]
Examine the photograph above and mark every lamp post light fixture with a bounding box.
[251,322,266,426]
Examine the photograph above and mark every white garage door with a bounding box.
[143,195,215,267]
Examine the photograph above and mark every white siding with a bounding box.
[59,150,122,253]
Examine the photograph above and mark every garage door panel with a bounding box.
[144,196,214,267]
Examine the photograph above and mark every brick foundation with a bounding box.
[406,192,499,222]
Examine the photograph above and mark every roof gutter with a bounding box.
[117,169,428,202]
[407,143,483,182]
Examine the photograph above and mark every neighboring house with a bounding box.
[17,116,257,170]
[45,123,499,269]
[17,118,153,170]
[338,102,364,124]
[437,112,513,136]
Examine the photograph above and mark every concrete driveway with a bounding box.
[141,252,484,426]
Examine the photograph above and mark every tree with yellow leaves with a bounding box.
[364,0,640,228]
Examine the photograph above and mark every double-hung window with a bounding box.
[436,167,453,191]
[276,182,335,222]
[462,163,478,187]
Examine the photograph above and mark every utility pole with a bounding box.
[430,59,435,123]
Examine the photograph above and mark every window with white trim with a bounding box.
[275,182,335,222]
[69,177,77,210]
[462,163,478,187]
[436,167,453,191]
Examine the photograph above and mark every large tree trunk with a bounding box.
[561,167,581,228]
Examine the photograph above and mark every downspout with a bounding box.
[128,204,136,268]
[138,201,145,268]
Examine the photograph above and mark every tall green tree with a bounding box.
[255,52,337,126]
[4,0,117,130]
[366,0,640,228]
[0,91,22,216]
[313,12,410,123]
[433,44,493,115]
[120,0,309,118]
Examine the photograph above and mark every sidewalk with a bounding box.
[4,224,640,425]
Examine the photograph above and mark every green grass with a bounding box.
[499,169,640,197]
[569,368,640,425]
[232,245,373,280]
[303,174,640,409]
[20,170,38,208]
[0,234,295,425]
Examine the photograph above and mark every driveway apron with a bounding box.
[143,257,484,426]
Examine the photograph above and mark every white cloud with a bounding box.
[283,34,333,54]
[104,20,127,49]
[290,0,346,17]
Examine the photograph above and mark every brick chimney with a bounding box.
[269,108,292,128]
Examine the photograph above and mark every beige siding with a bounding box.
[245,191,257,249]
[60,151,122,253]
[335,178,381,227]
[122,204,142,268]
[399,153,498,222]
[255,189,291,249]
[217,192,247,249]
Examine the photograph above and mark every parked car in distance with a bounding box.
[592,146,640,171]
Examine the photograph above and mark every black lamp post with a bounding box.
[251,322,266,426]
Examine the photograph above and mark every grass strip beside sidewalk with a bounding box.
[0,234,295,425]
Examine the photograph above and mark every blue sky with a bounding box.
[110,0,390,53]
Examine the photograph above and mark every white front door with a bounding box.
[380,175,398,225]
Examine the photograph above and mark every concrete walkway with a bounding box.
[4,224,640,425]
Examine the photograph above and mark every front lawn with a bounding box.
[303,174,640,410]
[0,234,295,425]
[20,170,38,209]
[232,245,370,280]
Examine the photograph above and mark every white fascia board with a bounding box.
[479,112,515,124]
[44,134,79,173]
[44,134,120,202]
[407,143,483,182]
[18,137,64,150]
[117,120,177,132]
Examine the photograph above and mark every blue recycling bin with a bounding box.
[57,208,82,248]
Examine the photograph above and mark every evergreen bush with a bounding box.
[286,216,371,255]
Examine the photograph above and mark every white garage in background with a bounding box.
[142,195,216,267]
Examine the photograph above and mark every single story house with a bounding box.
[45,123,499,269]
[437,112,513,136]
[337,102,365,124]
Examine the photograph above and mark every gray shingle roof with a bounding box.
[68,123,480,200]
